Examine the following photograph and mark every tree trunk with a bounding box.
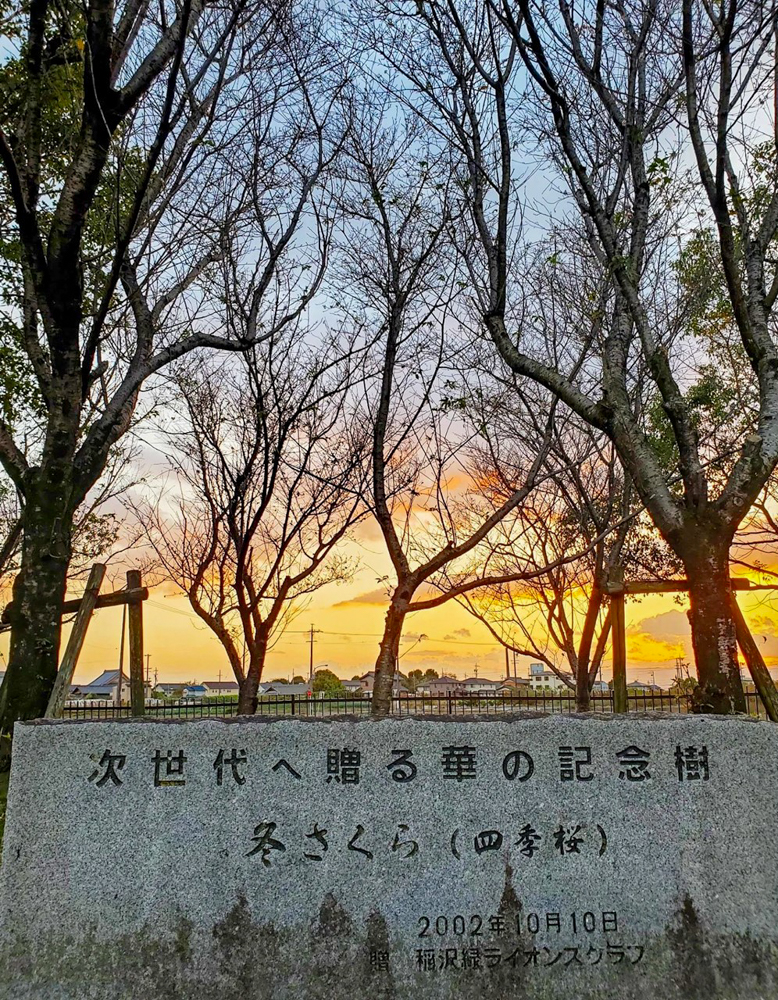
[371,597,407,718]
[572,582,607,711]
[682,537,746,715]
[0,481,75,749]
[238,638,268,715]
[574,661,590,712]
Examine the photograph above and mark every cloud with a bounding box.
[332,587,389,608]
[442,628,471,640]
[625,609,689,664]
[628,609,689,644]
[746,614,778,638]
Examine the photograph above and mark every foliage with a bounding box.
[312,669,344,695]
[406,668,440,690]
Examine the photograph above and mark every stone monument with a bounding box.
[1,714,777,998]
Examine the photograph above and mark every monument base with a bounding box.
[2,714,777,999]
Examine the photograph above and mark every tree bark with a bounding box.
[682,535,746,714]
[237,637,268,715]
[574,656,590,712]
[574,583,604,711]
[0,474,76,746]
[371,597,407,718]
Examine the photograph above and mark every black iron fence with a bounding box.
[61,689,771,720]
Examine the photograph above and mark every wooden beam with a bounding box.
[45,564,106,719]
[614,578,778,595]
[1,586,148,625]
[732,597,778,723]
[127,570,145,717]
[611,590,627,714]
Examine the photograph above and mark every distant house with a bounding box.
[183,684,207,699]
[357,671,406,696]
[528,669,573,693]
[590,680,610,694]
[342,679,364,695]
[259,682,311,697]
[417,675,459,696]
[627,680,664,694]
[460,677,502,696]
[153,682,184,699]
[70,669,145,703]
[357,671,375,693]
[202,680,239,695]
[496,678,530,695]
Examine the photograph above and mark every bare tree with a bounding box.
[335,97,560,715]
[0,0,342,734]
[139,336,367,714]
[458,411,677,709]
[360,0,778,713]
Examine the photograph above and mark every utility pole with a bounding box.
[308,625,321,688]
[505,647,510,681]
[145,653,151,687]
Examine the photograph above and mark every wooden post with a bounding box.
[45,564,106,718]
[610,569,628,714]
[127,569,145,717]
[116,604,127,708]
[732,596,778,722]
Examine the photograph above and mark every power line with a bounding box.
[146,600,501,646]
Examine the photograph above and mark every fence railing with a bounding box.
[60,689,771,720]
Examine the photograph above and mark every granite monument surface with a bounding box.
[1,714,778,999]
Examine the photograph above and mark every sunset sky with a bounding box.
[5,523,778,690]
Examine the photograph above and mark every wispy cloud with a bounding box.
[332,587,390,608]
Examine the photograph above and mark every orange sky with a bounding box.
[4,537,778,689]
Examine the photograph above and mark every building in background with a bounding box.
[460,677,502,696]
[627,680,664,694]
[203,680,239,696]
[259,682,311,697]
[153,682,185,699]
[528,667,573,692]
[416,675,459,696]
[182,684,207,699]
[496,677,530,694]
[356,671,407,696]
[70,669,150,704]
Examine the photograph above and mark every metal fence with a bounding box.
[61,689,771,720]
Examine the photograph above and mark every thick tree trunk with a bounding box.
[238,639,267,715]
[371,597,407,718]
[574,661,590,712]
[682,537,746,715]
[0,482,75,747]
